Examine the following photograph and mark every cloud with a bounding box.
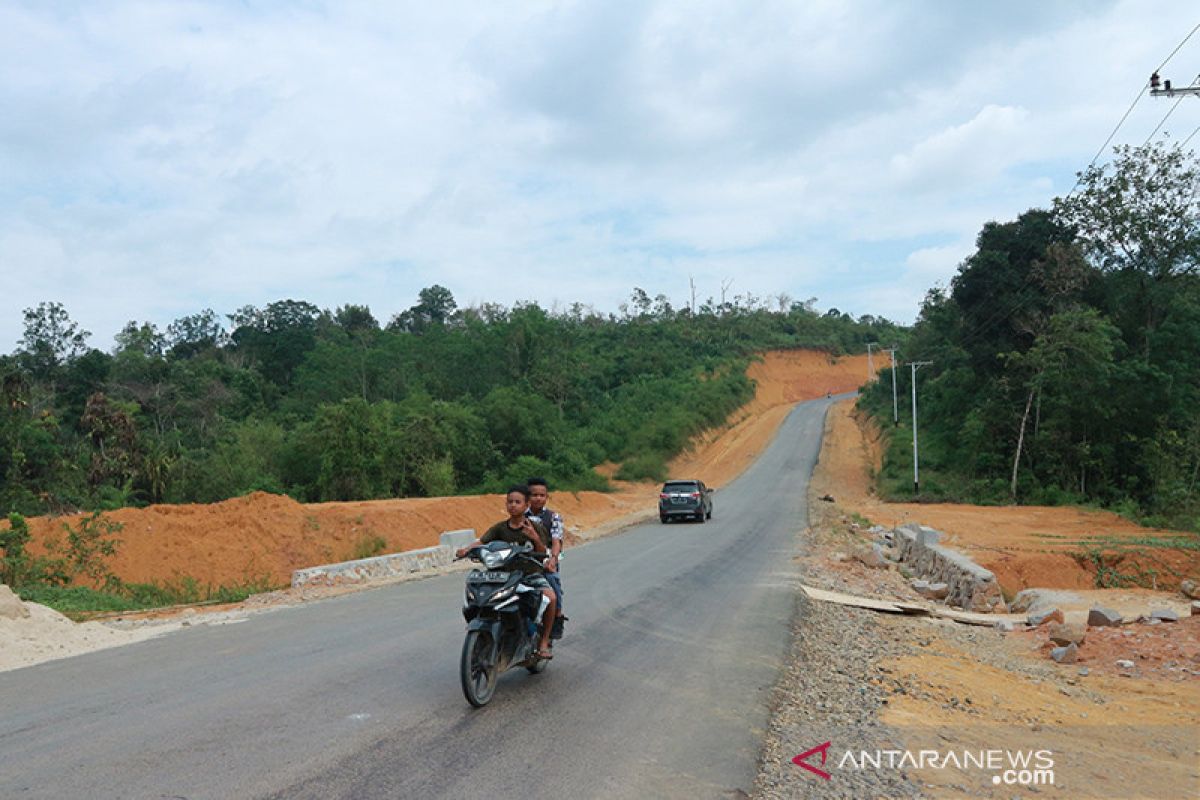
[0,0,1197,349]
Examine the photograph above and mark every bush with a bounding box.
[615,453,668,482]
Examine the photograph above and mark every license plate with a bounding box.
[469,571,510,582]
[672,497,688,504]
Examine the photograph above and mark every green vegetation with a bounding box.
[0,286,901,614]
[1,289,901,517]
[859,141,1200,532]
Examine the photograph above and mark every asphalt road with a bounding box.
[0,395,835,800]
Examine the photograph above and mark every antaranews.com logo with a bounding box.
[793,742,1055,787]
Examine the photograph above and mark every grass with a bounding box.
[1077,533,1200,551]
[351,533,388,560]
[17,575,279,621]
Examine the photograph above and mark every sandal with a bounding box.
[535,648,554,660]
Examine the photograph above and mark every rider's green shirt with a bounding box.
[480,519,549,575]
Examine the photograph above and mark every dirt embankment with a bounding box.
[819,400,1200,594]
[14,350,875,590]
[757,396,1200,799]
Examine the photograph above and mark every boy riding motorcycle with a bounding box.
[456,485,558,660]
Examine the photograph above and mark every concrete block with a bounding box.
[1048,622,1086,646]
[1087,607,1123,627]
[439,529,477,549]
[1027,608,1064,627]
[1050,643,1078,664]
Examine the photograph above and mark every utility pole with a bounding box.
[885,346,898,425]
[1150,72,1200,98]
[866,342,878,381]
[909,361,933,495]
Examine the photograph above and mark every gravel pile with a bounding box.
[753,589,922,799]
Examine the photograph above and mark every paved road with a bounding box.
[0,395,836,800]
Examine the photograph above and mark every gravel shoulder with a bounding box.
[753,401,1200,800]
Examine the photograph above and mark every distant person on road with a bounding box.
[526,476,567,639]
[456,485,557,659]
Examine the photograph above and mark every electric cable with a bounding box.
[1069,22,1200,195]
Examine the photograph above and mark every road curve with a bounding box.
[0,395,837,800]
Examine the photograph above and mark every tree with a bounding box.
[1055,141,1200,353]
[166,309,227,358]
[389,285,458,333]
[17,302,91,382]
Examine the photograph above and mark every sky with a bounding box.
[2,0,1199,351]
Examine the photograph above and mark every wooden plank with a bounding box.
[800,585,930,616]
[930,607,1026,626]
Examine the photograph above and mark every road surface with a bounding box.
[0,395,837,799]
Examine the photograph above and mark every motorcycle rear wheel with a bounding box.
[461,630,498,707]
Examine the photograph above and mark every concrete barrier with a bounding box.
[892,523,1007,613]
[291,528,477,588]
[439,529,477,549]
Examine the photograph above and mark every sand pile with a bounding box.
[0,584,178,673]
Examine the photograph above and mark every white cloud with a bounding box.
[1,0,1197,349]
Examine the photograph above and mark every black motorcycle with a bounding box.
[457,541,552,707]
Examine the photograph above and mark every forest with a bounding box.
[0,287,901,521]
[859,141,1200,532]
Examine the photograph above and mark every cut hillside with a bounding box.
[817,398,1200,594]
[13,350,875,590]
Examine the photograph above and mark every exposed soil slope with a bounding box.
[16,351,875,589]
[818,399,1200,593]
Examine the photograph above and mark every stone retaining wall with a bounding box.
[291,528,476,588]
[892,523,1007,613]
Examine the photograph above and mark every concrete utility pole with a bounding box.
[866,342,878,380]
[1150,72,1200,98]
[909,361,933,495]
[885,347,899,425]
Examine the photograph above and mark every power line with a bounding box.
[1069,85,1146,196]
[1184,122,1200,148]
[1154,22,1200,75]
[1144,92,1188,144]
[1070,22,1200,195]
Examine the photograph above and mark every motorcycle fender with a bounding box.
[466,618,502,664]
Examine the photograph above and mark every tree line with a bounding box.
[1,288,902,518]
[859,142,1200,532]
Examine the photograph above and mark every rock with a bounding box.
[819,494,835,503]
[831,552,851,563]
[1115,659,1135,670]
[1087,607,1123,627]
[1050,643,1078,664]
[1047,622,1086,646]
[1192,601,1200,617]
[926,582,949,600]
[1150,609,1178,623]
[1078,667,1090,677]
[859,543,889,569]
[1027,608,1064,627]
[1181,579,1200,600]
[911,579,930,593]
[0,584,31,619]
[994,620,1015,632]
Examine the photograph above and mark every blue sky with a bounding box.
[2,1,1199,349]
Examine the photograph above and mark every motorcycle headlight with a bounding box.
[481,548,512,568]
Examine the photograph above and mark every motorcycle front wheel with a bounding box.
[461,630,498,707]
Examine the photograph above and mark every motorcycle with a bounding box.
[457,541,553,707]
